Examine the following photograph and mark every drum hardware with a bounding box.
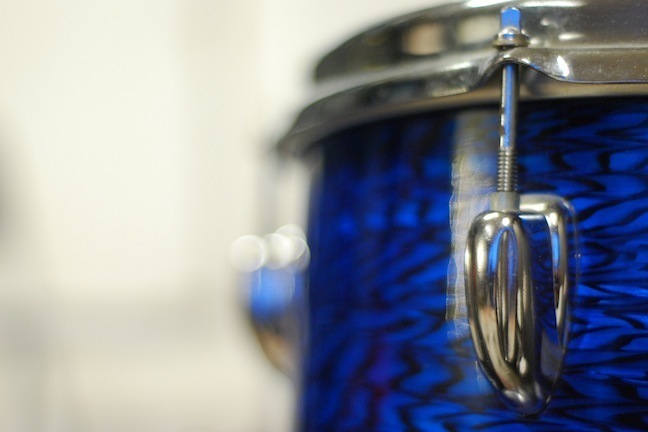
[230,225,309,377]
[245,1,648,429]
[464,6,576,415]
[280,1,648,155]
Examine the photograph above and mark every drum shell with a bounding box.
[300,98,648,430]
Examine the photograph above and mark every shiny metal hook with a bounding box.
[465,196,575,414]
[464,6,576,415]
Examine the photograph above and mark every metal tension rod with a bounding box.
[491,6,528,211]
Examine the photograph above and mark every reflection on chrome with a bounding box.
[521,1,584,7]
[556,55,571,79]
[466,0,510,8]
[230,235,267,273]
[230,225,309,377]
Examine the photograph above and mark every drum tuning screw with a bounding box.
[492,6,528,211]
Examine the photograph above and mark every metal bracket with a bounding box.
[230,225,310,378]
[465,195,575,414]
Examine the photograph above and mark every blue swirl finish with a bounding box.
[300,99,648,431]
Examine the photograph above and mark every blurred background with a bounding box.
[0,0,442,430]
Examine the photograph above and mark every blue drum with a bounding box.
[246,1,648,430]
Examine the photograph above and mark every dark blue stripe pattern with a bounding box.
[301,99,648,431]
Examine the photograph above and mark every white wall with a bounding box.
[0,0,444,430]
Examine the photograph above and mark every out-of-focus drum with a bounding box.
[249,1,648,430]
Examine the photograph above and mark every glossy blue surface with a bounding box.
[301,99,648,431]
